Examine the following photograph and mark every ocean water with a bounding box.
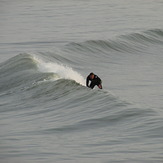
[0,0,163,163]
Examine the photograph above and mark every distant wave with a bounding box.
[66,29,163,53]
[121,29,163,44]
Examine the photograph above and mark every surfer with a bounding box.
[86,72,102,89]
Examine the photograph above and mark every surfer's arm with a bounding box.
[86,77,89,87]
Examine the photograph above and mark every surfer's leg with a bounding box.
[90,82,95,89]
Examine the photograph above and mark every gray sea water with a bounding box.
[1,0,163,163]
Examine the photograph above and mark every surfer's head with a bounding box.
[90,72,94,79]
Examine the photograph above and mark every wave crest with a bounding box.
[33,55,85,85]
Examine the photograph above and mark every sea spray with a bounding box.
[32,55,85,85]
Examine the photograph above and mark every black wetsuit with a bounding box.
[86,74,102,89]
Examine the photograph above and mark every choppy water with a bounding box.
[0,0,163,163]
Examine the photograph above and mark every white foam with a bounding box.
[33,56,85,85]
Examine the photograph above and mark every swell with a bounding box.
[66,29,163,53]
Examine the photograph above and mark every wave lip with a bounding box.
[33,55,85,85]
